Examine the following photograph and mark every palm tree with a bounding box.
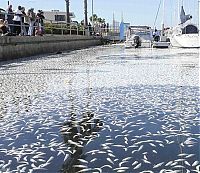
[84,0,88,27]
[90,14,98,23]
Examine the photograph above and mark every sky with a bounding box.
[1,0,199,29]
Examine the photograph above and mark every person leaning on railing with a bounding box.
[20,7,26,35]
[13,6,23,36]
[35,10,45,36]
[6,4,14,33]
[0,19,8,36]
[27,8,36,36]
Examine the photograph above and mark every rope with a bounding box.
[153,0,162,29]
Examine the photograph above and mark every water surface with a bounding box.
[0,46,199,173]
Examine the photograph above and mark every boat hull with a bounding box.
[170,34,200,48]
[152,41,170,48]
[125,40,152,48]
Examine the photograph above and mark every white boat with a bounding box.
[152,39,170,48]
[152,0,170,48]
[125,26,153,48]
[166,4,200,48]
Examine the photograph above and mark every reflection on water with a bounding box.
[0,46,199,172]
[61,80,103,173]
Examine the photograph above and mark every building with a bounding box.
[43,10,75,23]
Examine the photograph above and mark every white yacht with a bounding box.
[125,26,153,48]
[166,5,200,48]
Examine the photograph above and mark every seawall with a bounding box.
[0,35,103,61]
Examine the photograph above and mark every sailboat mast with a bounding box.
[198,0,200,32]
[161,0,165,36]
[177,0,180,23]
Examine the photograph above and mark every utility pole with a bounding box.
[92,0,94,27]
[65,0,70,24]
[84,0,88,27]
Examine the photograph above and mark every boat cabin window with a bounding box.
[182,25,198,34]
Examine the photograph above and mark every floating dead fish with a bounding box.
[134,163,142,170]
[107,157,114,165]
[153,162,164,168]
[100,164,113,169]
[192,161,199,167]
[77,168,93,173]
[73,165,88,168]
[78,159,88,164]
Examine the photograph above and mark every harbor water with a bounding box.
[0,45,199,173]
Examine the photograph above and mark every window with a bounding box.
[182,25,198,34]
[55,15,66,21]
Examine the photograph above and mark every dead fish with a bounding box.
[108,153,115,158]
[100,165,113,169]
[178,153,188,157]
[68,140,83,148]
[134,163,142,170]
[185,154,195,158]
[153,162,164,168]
[165,161,174,167]
[142,159,151,164]
[173,165,185,169]
[114,167,129,171]
[149,143,156,147]
[90,158,97,163]
[77,168,92,173]
[122,157,132,162]
[107,157,114,165]
[175,158,186,162]
[113,145,126,148]
[132,161,139,166]
[192,161,199,167]
[93,168,102,173]
[78,159,88,164]
[138,145,143,151]
[47,156,54,163]
[132,150,137,154]
[73,165,88,168]
[195,165,200,172]
[152,150,157,154]
[119,161,128,167]
[184,161,191,166]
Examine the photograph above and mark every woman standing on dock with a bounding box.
[27,8,35,36]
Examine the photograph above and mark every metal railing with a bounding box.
[0,11,120,38]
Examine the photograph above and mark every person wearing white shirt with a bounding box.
[13,6,22,35]
[27,8,36,36]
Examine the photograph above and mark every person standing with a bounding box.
[27,8,35,36]
[13,6,22,35]
[0,19,8,36]
[21,7,27,35]
[6,5,14,34]
[35,10,45,36]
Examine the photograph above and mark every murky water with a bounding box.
[0,45,199,173]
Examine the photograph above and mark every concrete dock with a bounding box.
[0,35,102,61]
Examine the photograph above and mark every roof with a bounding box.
[43,11,75,18]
